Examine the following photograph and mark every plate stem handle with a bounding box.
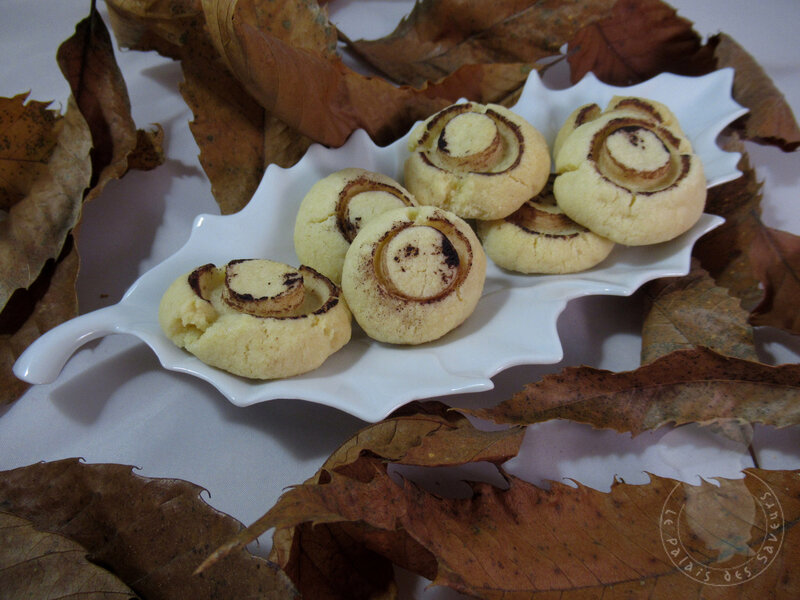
[12,305,126,384]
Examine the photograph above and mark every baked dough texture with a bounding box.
[553,96,706,246]
[294,168,417,285]
[403,102,550,220]
[477,175,615,274]
[341,205,486,345]
[158,259,351,379]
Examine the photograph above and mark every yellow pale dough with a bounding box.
[159,260,351,379]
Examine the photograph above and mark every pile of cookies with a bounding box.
[159,96,706,380]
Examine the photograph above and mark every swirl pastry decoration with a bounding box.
[158,259,351,379]
[404,102,550,220]
[477,174,615,274]
[341,206,486,345]
[294,168,417,284]
[553,96,706,246]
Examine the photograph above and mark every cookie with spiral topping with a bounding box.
[477,175,614,274]
[553,96,706,246]
[341,205,486,345]
[159,259,351,379]
[404,102,550,220]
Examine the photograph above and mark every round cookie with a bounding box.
[553,96,705,246]
[477,175,614,274]
[404,102,550,220]
[341,205,486,345]
[158,259,351,379]
[294,168,417,285]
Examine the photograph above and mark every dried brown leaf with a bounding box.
[566,0,715,86]
[346,0,616,87]
[107,0,313,213]
[0,96,91,311]
[0,237,79,407]
[0,458,298,600]
[694,150,800,334]
[201,402,524,598]
[207,404,799,598]
[748,225,800,333]
[0,511,138,599]
[712,33,800,151]
[464,347,800,434]
[641,258,758,364]
[57,8,164,203]
[204,3,533,147]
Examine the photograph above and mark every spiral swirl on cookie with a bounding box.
[477,175,614,274]
[294,168,417,284]
[553,96,705,246]
[159,259,351,379]
[341,206,486,345]
[404,102,550,220]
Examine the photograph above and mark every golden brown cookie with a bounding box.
[553,96,705,246]
[159,259,351,379]
[341,206,486,345]
[477,175,615,274]
[403,102,550,220]
[294,168,418,284]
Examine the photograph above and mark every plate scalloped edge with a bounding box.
[14,69,744,422]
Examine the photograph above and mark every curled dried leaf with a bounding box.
[712,33,800,151]
[0,96,91,312]
[346,0,616,87]
[0,458,299,599]
[642,258,758,364]
[464,347,800,434]
[567,0,715,86]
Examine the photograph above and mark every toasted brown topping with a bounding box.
[418,103,524,175]
[223,259,305,317]
[188,263,220,301]
[336,176,415,242]
[590,119,682,193]
[373,216,473,303]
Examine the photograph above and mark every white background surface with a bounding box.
[1,1,799,598]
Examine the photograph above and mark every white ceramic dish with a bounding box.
[14,69,746,422]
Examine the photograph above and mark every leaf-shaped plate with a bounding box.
[14,69,746,422]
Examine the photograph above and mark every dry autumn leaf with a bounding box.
[57,7,164,203]
[694,149,800,334]
[344,0,616,87]
[200,0,533,147]
[0,96,91,312]
[202,403,799,598]
[107,0,538,212]
[0,238,79,406]
[0,511,138,599]
[201,402,525,598]
[641,258,758,365]
[0,458,298,600]
[712,32,800,151]
[463,347,800,434]
[566,0,715,86]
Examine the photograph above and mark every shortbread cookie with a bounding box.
[553,96,705,246]
[477,175,614,274]
[159,259,351,379]
[294,168,418,285]
[341,206,486,345]
[404,102,550,220]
